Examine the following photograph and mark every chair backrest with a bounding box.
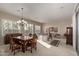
[9,36,15,46]
[33,33,38,39]
[10,36,20,45]
[29,33,32,37]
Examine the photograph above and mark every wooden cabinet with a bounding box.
[4,33,22,44]
[65,27,73,45]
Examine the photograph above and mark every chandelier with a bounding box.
[17,8,27,26]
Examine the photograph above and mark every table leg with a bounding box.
[22,44,25,53]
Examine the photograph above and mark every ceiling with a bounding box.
[0,3,76,23]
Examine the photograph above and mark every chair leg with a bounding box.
[34,43,37,50]
[35,46,37,50]
[11,46,13,52]
[12,47,15,55]
[13,50,15,55]
[47,37,49,41]
[31,47,32,53]
[9,45,11,49]
[30,45,32,53]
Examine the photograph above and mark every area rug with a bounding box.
[50,40,60,47]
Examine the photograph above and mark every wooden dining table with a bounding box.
[13,35,33,53]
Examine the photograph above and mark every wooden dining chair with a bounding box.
[32,33,38,50]
[25,39,33,53]
[10,37,22,55]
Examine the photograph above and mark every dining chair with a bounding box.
[32,33,38,50]
[25,39,33,53]
[25,33,38,53]
[10,37,22,55]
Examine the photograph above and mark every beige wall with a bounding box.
[0,11,42,25]
[72,12,76,50]
[72,4,79,51]
[43,20,72,35]
[0,11,43,37]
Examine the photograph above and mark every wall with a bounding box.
[0,20,2,37]
[0,11,42,25]
[72,12,76,50]
[43,20,72,35]
[72,4,79,51]
[0,11,43,37]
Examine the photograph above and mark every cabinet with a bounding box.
[65,27,73,45]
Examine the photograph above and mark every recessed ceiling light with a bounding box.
[60,6,64,9]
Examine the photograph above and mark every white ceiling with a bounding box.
[0,3,75,23]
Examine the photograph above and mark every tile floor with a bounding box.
[0,35,77,56]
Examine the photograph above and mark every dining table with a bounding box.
[13,35,33,53]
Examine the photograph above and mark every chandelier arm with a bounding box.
[21,8,23,20]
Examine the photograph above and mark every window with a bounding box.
[29,24,33,33]
[24,23,34,34]
[2,19,21,36]
[1,19,41,36]
[35,25,41,34]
